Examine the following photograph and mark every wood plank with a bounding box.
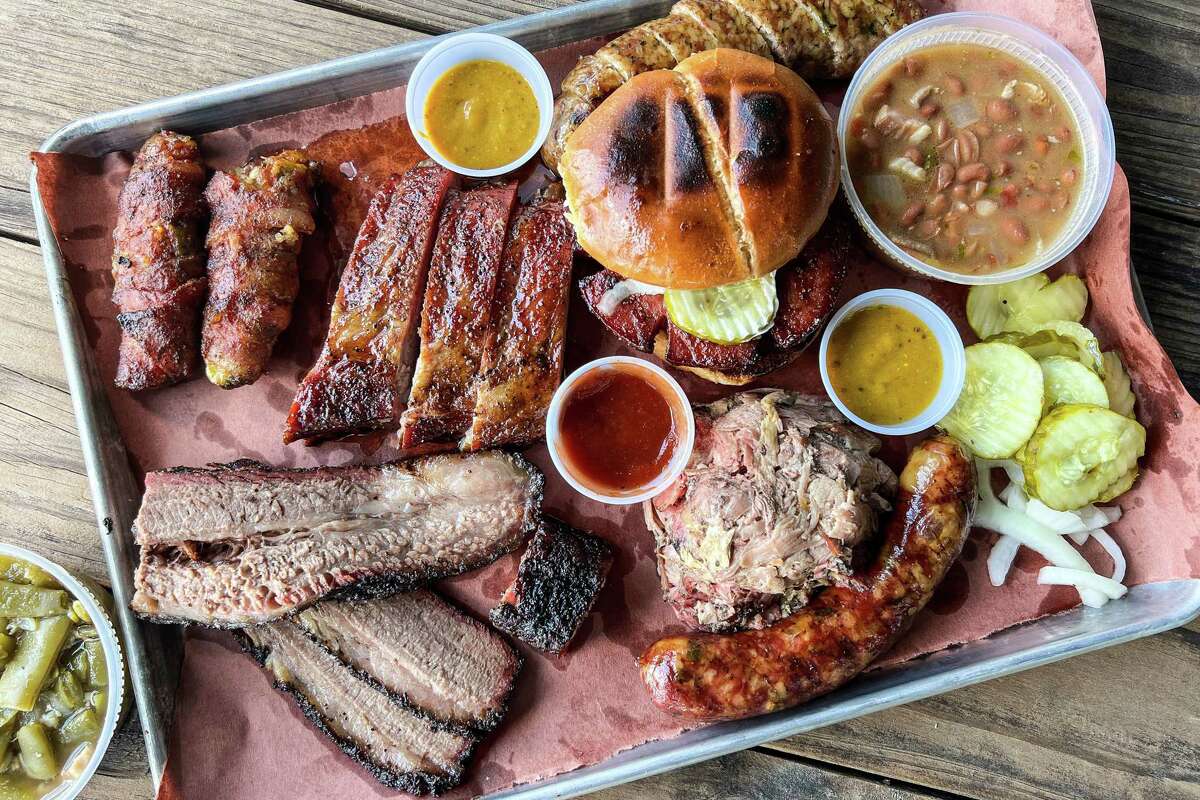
[299,0,573,32]
[1128,210,1200,393]
[0,182,36,242]
[588,748,944,799]
[0,0,423,199]
[765,618,1200,800]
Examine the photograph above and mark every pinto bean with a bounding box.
[987,99,1017,122]
[1000,184,1019,207]
[955,130,980,165]
[1001,216,1029,244]
[865,81,892,110]
[904,56,924,77]
[952,184,968,201]
[1033,135,1051,156]
[956,163,990,183]
[919,102,940,119]
[1056,125,1073,142]
[926,193,950,217]
[969,180,989,200]
[1022,195,1049,213]
[935,118,951,143]
[993,160,1013,177]
[945,75,965,96]
[935,163,956,192]
[904,147,923,164]
[971,122,993,139]
[850,115,868,137]
[1051,190,1071,212]
[995,133,1024,154]
[1061,168,1078,186]
[860,129,882,149]
[901,201,924,226]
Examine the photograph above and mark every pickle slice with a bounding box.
[1039,356,1108,412]
[1101,350,1136,418]
[1097,466,1138,503]
[1021,404,1146,511]
[966,274,1088,339]
[663,274,778,345]
[988,320,1105,377]
[938,342,1044,459]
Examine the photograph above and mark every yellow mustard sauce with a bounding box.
[423,59,539,170]
[828,304,942,425]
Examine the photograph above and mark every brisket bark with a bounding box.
[489,518,613,654]
[131,451,542,626]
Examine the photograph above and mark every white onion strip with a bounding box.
[1037,566,1128,604]
[1089,528,1127,583]
[987,534,1022,587]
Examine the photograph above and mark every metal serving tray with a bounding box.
[29,0,1200,795]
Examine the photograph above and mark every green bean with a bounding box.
[0,559,58,590]
[89,690,107,715]
[0,634,13,666]
[67,601,90,625]
[67,647,87,683]
[56,708,100,746]
[16,723,56,780]
[54,672,82,712]
[82,640,106,689]
[0,775,40,800]
[0,616,71,711]
[0,583,68,618]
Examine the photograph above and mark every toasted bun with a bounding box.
[561,49,838,290]
[651,332,759,385]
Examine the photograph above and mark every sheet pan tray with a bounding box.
[28,0,1200,795]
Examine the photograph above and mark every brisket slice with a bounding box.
[490,518,613,654]
[463,185,575,451]
[295,591,520,732]
[131,451,543,627]
[240,620,475,795]
[284,164,456,443]
[400,182,518,449]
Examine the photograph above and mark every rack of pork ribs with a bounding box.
[285,162,575,451]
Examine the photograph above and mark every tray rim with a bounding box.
[27,0,1200,796]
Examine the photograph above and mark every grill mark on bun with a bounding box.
[666,94,711,194]
[607,97,664,192]
[733,90,788,187]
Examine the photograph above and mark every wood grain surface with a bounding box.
[1,1,1197,799]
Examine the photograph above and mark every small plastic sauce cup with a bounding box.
[837,12,1116,286]
[546,357,695,505]
[405,32,553,178]
[819,289,966,436]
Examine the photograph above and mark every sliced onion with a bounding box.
[1038,566,1127,603]
[1024,499,1090,535]
[863,174,906,208]
[596,278,664,316]
[1089,527,1127,583]
[999,482,1027,512]
[1068,530,1090,546]
[987,534,1022,586]
[946,99,980,128]
[1077,504,1122,530]
[974,497,1107,607]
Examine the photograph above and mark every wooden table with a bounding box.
[1,1,1197,798]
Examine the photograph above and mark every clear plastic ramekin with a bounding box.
[819,289,966,436]
[546,357,695,505]
[0,543,126,800]
[405,32,554,178]
[838,12,1116,286]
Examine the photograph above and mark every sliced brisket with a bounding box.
[240,619,475,795]
[131,451,542,626]
[295,591,520,732]
[490,518,612,654]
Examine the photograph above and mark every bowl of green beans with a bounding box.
[0,544,124,800]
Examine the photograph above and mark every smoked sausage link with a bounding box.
[639,434,976,721]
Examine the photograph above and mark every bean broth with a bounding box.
[846,44,1083,275]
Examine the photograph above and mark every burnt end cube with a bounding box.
[489,517,613,654]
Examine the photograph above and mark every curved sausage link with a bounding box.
[639,434,976,721]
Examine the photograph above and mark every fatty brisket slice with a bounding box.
[295,591,520,732]
[490,518,613,654]
[130,450,543,627]
[240,619,475,796]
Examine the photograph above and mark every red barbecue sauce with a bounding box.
[558,365,680,495]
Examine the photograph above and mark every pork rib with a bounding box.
[400,183,518,449]
[463,186,575,451]
[284,164,456,443]
[295,591,520,732]
[240,619,476,795]
[131,451,543,626]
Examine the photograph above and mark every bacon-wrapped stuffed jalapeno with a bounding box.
[201,150,318,388]
[111,131,208,390]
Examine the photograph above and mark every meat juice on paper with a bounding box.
[28,1,1200,798]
